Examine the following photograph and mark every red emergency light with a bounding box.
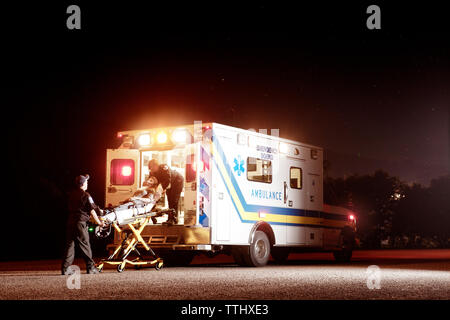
[110,159,135,185]
[121,165,132,177]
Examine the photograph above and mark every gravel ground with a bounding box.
[0,250,449,300]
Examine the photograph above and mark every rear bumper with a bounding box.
[108,225,211,251]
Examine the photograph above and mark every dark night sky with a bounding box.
[4,2,450,211]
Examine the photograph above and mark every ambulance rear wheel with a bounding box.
[242,231,271,267]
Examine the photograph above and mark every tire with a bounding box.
[333,227,355,263]
[241,231,271,267]
[155,261,163,271]
[271,248,290,264]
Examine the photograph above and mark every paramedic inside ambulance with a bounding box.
[134,176,158,198]
[146,159,184,224]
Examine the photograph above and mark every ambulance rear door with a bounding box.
[105,149,140,207]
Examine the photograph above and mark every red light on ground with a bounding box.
[121,166,132,177]
[349,214,355,221]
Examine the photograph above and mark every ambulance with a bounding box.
[105,122,356,266]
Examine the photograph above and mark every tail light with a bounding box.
[110,159,135,185]
[121,165,132,177]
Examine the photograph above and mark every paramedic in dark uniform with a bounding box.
[61,174,104,275]
[147,159,184,224]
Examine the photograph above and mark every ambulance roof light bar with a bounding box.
[172,128,188,144]
[156,131,168,144]
[138,133,151,146]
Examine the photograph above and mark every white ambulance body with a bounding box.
[105,123,356,266]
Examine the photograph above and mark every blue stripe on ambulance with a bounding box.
[212,136,348,227]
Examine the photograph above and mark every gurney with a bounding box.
[95,190,171,272]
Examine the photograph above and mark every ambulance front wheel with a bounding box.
[334,228,354,263]
[242,231,271,267]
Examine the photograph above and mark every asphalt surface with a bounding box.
[0,250,449,300]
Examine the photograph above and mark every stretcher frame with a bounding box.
[96,215,164,273]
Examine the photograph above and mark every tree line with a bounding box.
[324,170,450,249]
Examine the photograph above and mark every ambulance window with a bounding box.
[247,157,272,183]
[185,154,196,183]
[290,167,302,189]
[110,159,135,185]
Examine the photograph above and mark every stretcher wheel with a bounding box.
[155,261,163,271]
[97,265,103,273]
[117,264,125,273]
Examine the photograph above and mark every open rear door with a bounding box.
[184,141,212,227]
[184,143,199,225]
[105,149,140,207]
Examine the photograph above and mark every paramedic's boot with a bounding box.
[169,216,178,225]
[87,266,100,274]
[163,211,178,225]
[61,266,76,276]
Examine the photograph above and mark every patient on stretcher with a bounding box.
[101,177,167,226]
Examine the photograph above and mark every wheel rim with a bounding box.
[255,239,267,259]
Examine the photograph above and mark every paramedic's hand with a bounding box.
[98,219,106,228]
